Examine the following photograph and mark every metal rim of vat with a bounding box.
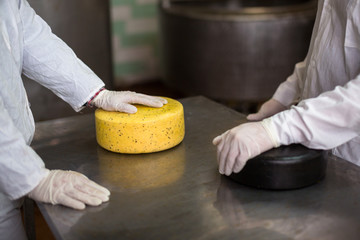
[160,0,318,22]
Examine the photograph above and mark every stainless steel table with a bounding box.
[32,96,360,240]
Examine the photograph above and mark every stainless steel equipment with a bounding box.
[159,0,317,102]
[23,0,113,121]
[30,96,360,239]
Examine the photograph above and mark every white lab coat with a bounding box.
[268,0,360,164]
[0,0,104,237]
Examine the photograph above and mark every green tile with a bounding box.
[131,5,157,18]
[111,0,133,6]
[112,21,126,36]
[123,33,157,47]
[110,0,160,79]
[114,61,145,76]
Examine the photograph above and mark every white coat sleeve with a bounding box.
[272,0,324,107]
[272,59,306,107]
[268,76,360,150]
[0,98,48,200]
[19,0,105,111]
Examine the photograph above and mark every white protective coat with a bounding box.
[0,0,104,235]
[268,0,360,164]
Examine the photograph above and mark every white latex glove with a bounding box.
[28,169,110,210]
[92,90,168,113]
[247,98,286,121]
[212,121,279,176]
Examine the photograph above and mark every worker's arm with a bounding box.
[267,75,360,150]
[0,95,110,209]
[19,0,104,112]
[213,75,360,175]
[213,58,309,175]
[247,59,307,121]
[18,0,167,113]
[0,97,47,200]
[247,0,325,122]
[272,60,306,107]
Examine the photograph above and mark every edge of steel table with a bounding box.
[31,96,360,240]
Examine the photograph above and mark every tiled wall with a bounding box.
[111,0,160,87]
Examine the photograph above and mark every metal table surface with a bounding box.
[32,96,360,240]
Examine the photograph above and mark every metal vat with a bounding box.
[159,0,317,102]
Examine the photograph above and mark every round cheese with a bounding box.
[95,97,185,154]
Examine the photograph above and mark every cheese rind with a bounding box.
[95,97,185,154]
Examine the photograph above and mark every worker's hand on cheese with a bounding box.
[247,99,286,121]
[28,169,110,210]
[213,121,279,176]
[92,89,167,113]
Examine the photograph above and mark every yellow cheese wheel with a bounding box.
[95,97,185,154]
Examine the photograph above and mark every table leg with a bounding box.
[23,197,36,240]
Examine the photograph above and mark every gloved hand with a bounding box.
[247,98,286,121]
[92,89,167,113]
[28,169,110,210]
[212,121,279,176]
